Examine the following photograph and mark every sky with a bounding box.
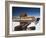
[12,7,40,17]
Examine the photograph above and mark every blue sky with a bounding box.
[12,7,40,17]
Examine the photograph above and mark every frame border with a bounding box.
[5,1,45,37]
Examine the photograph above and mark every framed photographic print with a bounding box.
[5,1,45,37]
